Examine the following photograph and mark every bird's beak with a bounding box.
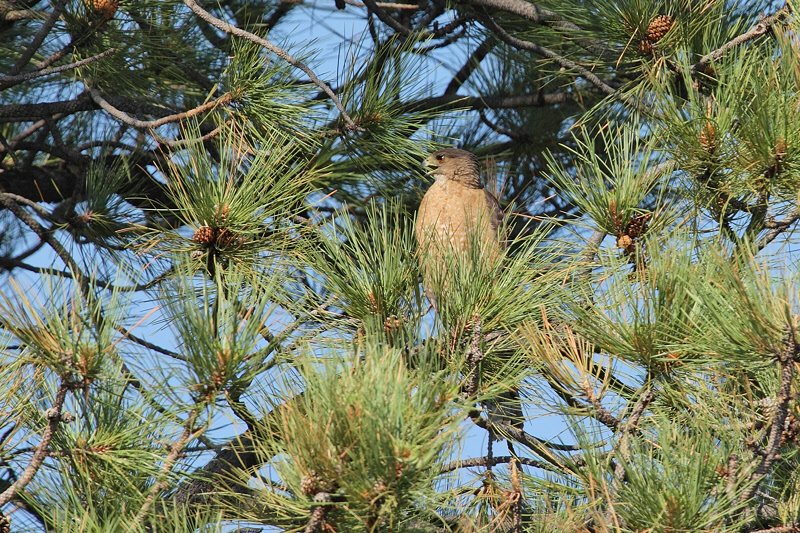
[422,155,437,173]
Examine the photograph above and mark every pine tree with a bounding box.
[1,1,799,532]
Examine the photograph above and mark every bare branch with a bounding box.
[459,0,615,58]
[0,189,90,294]
[440,455,554,473]
[756,209,800,251]
[583,381,621,431]
[361,0,412,35]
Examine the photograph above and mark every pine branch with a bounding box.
[182,0,361,131]
[740,325,798,503]
[134,410,205,524]
[691,5,792,76]
[0,381,69,507]
[465,314,483,397]
[458,0,615,58]
[4,0,66,79]
[0,49,116,87]
[440,455,554,473]
[89,89,232,130]
[475,10,618,97]
[128,11,217,93]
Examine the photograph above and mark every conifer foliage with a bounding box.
[1,1,800,532]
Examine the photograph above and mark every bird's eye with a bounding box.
[436,154,445,162]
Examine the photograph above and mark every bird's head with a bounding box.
[424,148,482,188]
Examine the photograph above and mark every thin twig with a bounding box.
[692,6,791,75]
[181,0,361,131]
[477,10,617,97]
[90,89,231,130]
[0,49,116,85]
[157,121,227,148]
[133,410,205,523]
[0,381,69,507]
[471,417,580,476]
[0,188,89,294]
[5,0,66,79]
[440,455,554,473]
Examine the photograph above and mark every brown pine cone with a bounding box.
[94,0,119,18]
[192,225,218,245]
[647,14,674,43]
[626,213,652,239]
[215,228,239,248]
[300,470,324,496]
[617,234,634,253]
[638,39,655,56]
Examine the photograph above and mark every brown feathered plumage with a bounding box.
[416,149,520,437]
[415,148,504,299]
[416,148,503,258]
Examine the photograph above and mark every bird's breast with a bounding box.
[416,180,499,253]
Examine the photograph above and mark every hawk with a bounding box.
[415,148,521,440]
[415,148,504,279]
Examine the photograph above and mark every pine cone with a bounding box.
[647,14,673,43]
[383,314,404,334]
[699,122,717,154]
[300,470,324,496]
[759,397,779,422]
[192,225,218,245]
[0,513,9,533]
[91,0,119,19]
[215,228,239,248]
[638,39,655,56]
[626,213,652,239]
[617,234,634,252]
